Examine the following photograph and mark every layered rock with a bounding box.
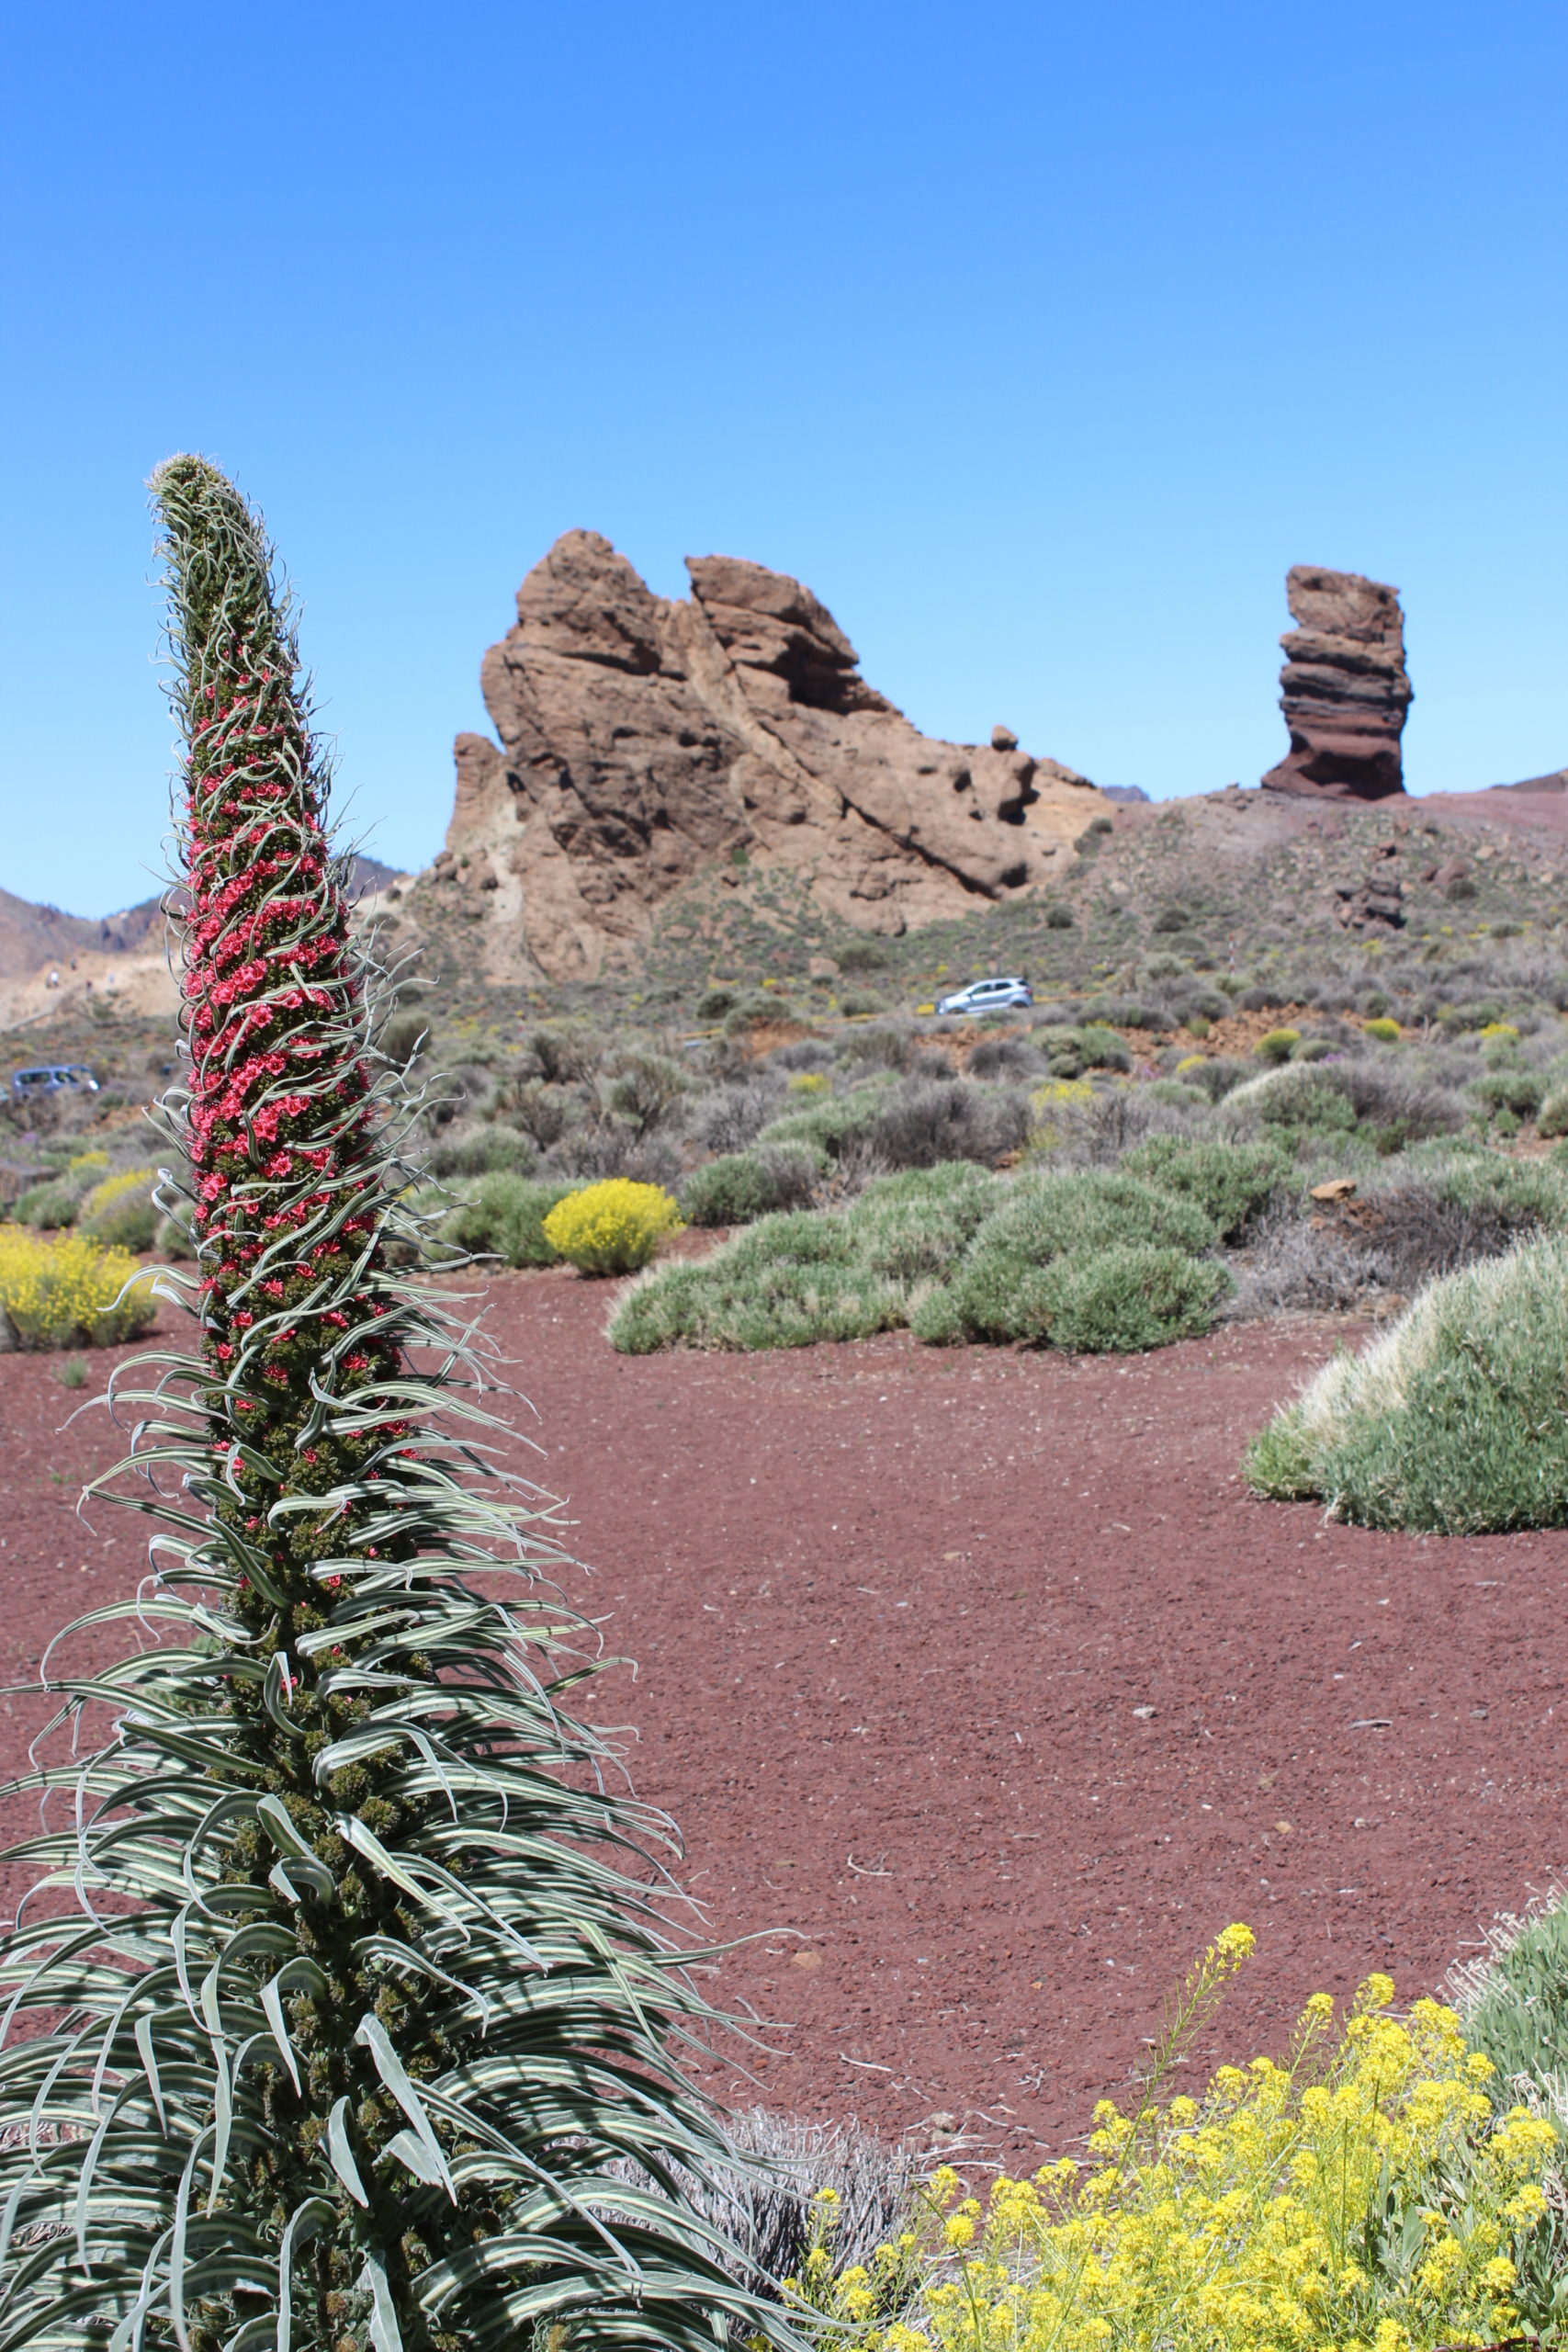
[425,531,1102,981]
[1261,567,1412,800]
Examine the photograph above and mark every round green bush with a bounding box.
[443,1174,582,1268]
[1073,1023,1133,1073]
[1256,1026,1303,1066]
[12,1180,83,1230]
[1033,1245,1232,1353]
[80,1193,159,1252]
[968,1168,1217,1268]
[427,1128,540,1180]
[938,1172,1218,1344]
[1538,1084,1568,1139]
[679,1148,822,1227]
[844,1162,1003,1282]
[1244,1234,1568,1531]
[1121,1136,1285,1242]
[1470,1068,1544,1119]
[1227,1065,1358,1136]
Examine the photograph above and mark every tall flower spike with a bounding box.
[0,458,795,2352]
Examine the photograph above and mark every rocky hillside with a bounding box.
[394,531,1108,982]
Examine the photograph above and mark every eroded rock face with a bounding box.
[428,530,1102,980]
[1261,566,1412,800]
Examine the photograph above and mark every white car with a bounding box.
[935,976,1033,1017]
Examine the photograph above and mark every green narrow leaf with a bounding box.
[260,1971,303,2095]
[355,2011,455,2201]
[276,2195,333,2352]
[360,2248,406,2352]
[327,2096,369,2207]
[134,2012,167,2133]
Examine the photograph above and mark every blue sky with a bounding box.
[2,0,1563,916]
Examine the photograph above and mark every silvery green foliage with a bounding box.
[0,458,796,2352]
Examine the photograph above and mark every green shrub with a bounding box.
[844,1161,1002,1282]
[1142,1079,1209,1110]
[605,1049,693,1136]
[1245,1234,1568,1531]
[1028,1244,1232,1352]
[937,1172,1217,1343]
[1539,1084,1568,1138]
[679,1146,820,1227]
[1257,1025,1302,1065]
[695,984,738,1021]
[527,1020,603,1080]
[426,1126,540,1178]
[1043,902,1074,929]
[1471,1067,1544,1119]
[968,1167,1216,1266]
[722,991,783,1035]
[1416,1149,1568,1228]
[152,1206,197,1261]
[1121,1136,1286,1242]
[543,1177,682,1273]
[73,1166,162,1261]
[443,1172,581,1267]
[754,1082,890,1160]
[378,1006,427,1065]
[1463,1900,1568,2098]
[80,1188,160,1253]
[610,1209,902,1353]
[1075,1023,1133,1072]
[1226,1064,1359,1136]
[12,1178,85,1229]
[837,989,886,1018]
[611,1164,1224,1357]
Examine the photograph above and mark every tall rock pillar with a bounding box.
[1261,566,1412,799]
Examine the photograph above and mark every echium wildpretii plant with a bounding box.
[0,458,797,2352]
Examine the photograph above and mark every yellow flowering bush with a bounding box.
[0,1226,158,1348]
[67,1149,110,1177]
[540,1178,682,1275]
[80,1165,157,1220]
[777,2187,925,2340]
[802,1930,1559,2352]
[1027,1079,1096,1155]
[79,1165,160,1251]
[788,1071,831,1094]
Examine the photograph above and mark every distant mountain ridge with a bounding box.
[0,858,407,983]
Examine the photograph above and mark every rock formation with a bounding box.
[419,532,1103,981]
[1260,567,1412,800]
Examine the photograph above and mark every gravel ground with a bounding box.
[2,1272,1563,2167]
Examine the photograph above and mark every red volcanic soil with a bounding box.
[2,1279,1565,2168]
